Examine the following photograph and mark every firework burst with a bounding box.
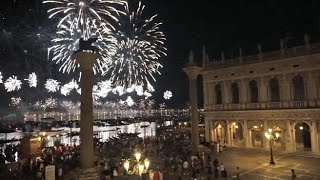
[10,97,21,107]
[43,0,126,30]
[0,72,3,83]
[45,79,61,92]
[48,18,117,74]
[163,90,172,100]
[4,75,22,92]
[102,1,167,89]
[24,72,37,87]
[60,79,79,96]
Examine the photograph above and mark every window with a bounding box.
[292,75,305,101]
[215,84,222,104]
[269,78,280,102]
[231,83,240,104]
[249,80,259,103]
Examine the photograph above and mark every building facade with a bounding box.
[201,40,320,153]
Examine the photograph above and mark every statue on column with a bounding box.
[76,38,98,53]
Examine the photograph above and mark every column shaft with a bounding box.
[311,120,320,153]
[280,75,292,108]
[205,119,210,142]
[190,78,200,146]
[203,82,209,110]
[80,69,94,169]
[258,78,268,108]
[307,72,317,106]
[243,120,252,148]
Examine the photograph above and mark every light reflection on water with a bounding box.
[0,121,158,147]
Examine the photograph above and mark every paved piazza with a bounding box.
[218,148,320,180]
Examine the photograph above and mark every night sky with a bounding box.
[1,0,320,109]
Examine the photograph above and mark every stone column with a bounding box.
[239,80,248,109]
[223,81,230,109]
[262,120,269,149]
[311,120,320,153]
[258,78,268,108]
[205,119,210,142]
[280,75,292,108]
[285,120,294,152]
[208,83,215,109]
[203,82,209,110]
[183,65,202,147]
[307,72,317,107]
[243,120,252,148]
[210,121,215,141]
[225,120,231,146]
[72,52,99,169]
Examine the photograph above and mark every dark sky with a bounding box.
[1,0,320,108]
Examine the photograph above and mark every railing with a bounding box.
[267,102,282,109]
[247,103,261,109]
[205,100,319,111]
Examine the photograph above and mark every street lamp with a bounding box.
[264,128,280,164]
[124,151,150,178]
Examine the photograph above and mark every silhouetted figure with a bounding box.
[291,169,297,180]
[77,38,98,53]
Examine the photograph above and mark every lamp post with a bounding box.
[264,128,280,164]
[124,151,150,179]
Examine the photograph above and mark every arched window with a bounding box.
[215,84,222,104]
[269,78,280,102]
[231,83,240,104]
[249,80,259,103]
[293,75,305,101]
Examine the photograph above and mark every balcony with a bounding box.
[205,100,319,111]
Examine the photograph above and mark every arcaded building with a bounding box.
[200,37,320,153]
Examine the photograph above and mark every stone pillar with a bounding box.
[210,121,215,141]
[311,120,320,153]
[208,83,215,109]
[262,120,269,149]
[183,65,202,147]
[243,120,252,148]
[239,80,248,109]
[225,121,231,146]
[205,119,210,142]
[72,52,99,170]
[258,78,268,108]
[307,72,317,107]
[280,75,292,108]
[285,120,294,152]
[223,81,230,109]
[203,82,209,110]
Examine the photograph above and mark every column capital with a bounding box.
[72,52,100,71]
[183,66,202,80]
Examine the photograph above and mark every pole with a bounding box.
[269,138,275,164]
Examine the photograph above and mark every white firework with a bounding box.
[43,0,126,30]
[45,97,58,109]
[135,85,144,96]
[163,90,173,100]
[60,79,79,96]
[125,96,134,107]
[0,72,3,83]
[4,76,22,92]
[24,72,37,87]
[45,79,61,92]
[95,80,112,98]
[144,91,152,99]
[10,97,21,107]
[112,85,124,96]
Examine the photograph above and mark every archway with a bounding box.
[230,122,244,147]
[215,84,222,104]
[292,75,305,101]
[249,80,259,103]
[269,78,280,102]
[294,122,311,151]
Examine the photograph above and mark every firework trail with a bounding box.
[102,1,167,90]
[0,72,3,83]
